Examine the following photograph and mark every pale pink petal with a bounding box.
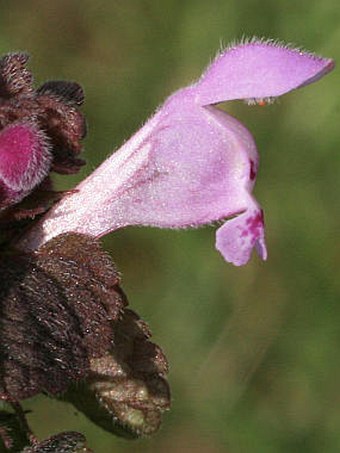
[194,40,334,106]
[18,41,334,266]
[18,98,258,252]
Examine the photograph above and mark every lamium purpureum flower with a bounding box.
[19,40,334,265]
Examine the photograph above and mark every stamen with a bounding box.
[244,96,276,106]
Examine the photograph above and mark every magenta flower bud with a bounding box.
[20,40,334,265]
[0,53,86,214]
[0,122,51,208]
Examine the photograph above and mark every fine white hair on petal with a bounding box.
[225,35,309,55]
[209,35,326,73]
[198,36,285,86]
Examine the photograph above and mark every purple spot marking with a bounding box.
[241,210,264,237]
[249,159,256,180]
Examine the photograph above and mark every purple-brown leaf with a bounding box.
[63,309,170,438]
[0,233,126,400]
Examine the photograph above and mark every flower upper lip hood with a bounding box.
[194,40,334,105]
[18,40,334,266]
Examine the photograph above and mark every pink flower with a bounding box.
[19,40,334,265]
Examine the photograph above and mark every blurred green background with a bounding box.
[1,0,339,451]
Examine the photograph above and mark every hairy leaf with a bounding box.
[63,309,170,438]
[0,233,126,400]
